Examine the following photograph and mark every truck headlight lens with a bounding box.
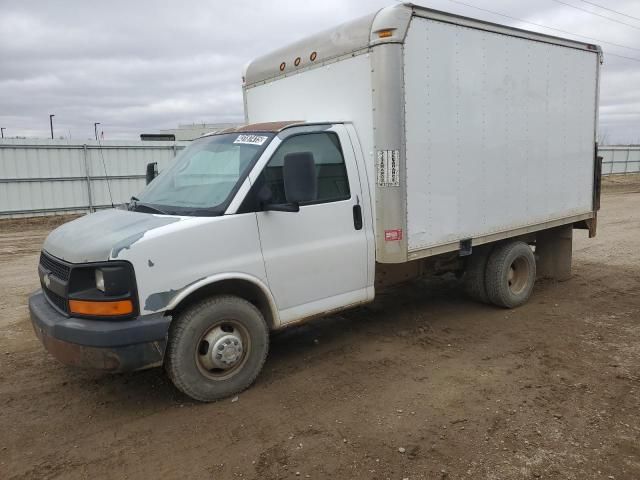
[92,265,132,297]
[95,269,105,292]
[67,262,138,319]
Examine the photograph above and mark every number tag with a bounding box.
[234,134,269,146]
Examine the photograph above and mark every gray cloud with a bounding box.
[0,0,638,143]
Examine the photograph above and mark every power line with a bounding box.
[443,0,640,62]
[445,0,640,52]
[606,52,640,63]
[551,0,640,31]
[96,133,115,208]
[578,0,640,23]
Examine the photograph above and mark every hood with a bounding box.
[43,209,181,263]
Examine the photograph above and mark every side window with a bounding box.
[261,132,351,205]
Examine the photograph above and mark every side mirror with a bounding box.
[258,185,300,212]
[259,152,317,213]
[283,152,317,204]
[146,162,158,185]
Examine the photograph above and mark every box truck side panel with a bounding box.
[404,17,598,252]
[245,54,376,190]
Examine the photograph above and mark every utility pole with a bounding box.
[0,128,5,139]
[49,114,55,139]
[94,122,100,141]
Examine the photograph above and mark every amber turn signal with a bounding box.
[69,299,134,316]
[377,30,394,38]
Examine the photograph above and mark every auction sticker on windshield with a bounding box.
[234,134,269,146]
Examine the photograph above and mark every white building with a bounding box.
[158,122,242,141]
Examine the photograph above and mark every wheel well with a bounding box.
[170,279,276,330]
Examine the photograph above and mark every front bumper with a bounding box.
[29,290,171,372]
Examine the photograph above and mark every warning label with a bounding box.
[376,150,400,187]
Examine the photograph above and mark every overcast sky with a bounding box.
[0,0,638,143]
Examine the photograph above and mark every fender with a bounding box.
[164,272,281,328]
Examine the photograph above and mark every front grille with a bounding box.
[39,251,71,314]
[40,252,71,281]
[43,288,69,314]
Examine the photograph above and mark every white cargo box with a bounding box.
[244,3,600,263]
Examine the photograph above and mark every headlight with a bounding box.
[92,265,132,297]
[67,262,138,319]
[95,269,105,292]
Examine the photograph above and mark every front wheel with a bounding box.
[165,295,269,402]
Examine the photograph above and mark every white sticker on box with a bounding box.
[233,134,269,146]
[376,150,400,187]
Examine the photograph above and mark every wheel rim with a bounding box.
[195,320,250,381]
[507,256,530,295]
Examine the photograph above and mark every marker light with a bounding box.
[377,29,394,38]
[69,299,134,317]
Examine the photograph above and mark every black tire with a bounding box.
[463,246,491,303]
[485,241,536,308]
[165,295,269,402]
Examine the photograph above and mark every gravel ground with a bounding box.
[0,179,639,480]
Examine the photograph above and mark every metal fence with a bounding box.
[0,139,188,218]
[1,140,638,219]
[600,145,640,175]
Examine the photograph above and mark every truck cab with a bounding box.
[30,122,377,401]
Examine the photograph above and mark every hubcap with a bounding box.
[198,325,245,372]
[507,256,529,295]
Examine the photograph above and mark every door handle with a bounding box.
[352,204,363,230]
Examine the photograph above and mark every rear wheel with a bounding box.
[485,241,536,308]
[463,246,491,303]
[165,295,269,402]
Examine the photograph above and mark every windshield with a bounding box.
[135,132,274,215]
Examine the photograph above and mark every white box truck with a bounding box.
[29,3,602,401]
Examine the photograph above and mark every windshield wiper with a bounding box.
[129,197,170,215]
[136,203,170,215]
[180,207,223,217]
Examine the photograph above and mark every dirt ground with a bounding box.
[1,178,639,480]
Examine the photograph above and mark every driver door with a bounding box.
[244,125,370,324]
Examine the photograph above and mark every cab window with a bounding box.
[261,132,350,205]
